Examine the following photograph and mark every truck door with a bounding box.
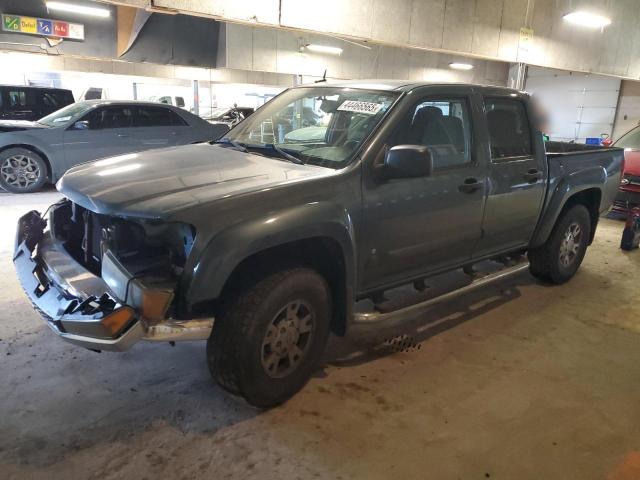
[473,95,547,257]
[360,91,486,293]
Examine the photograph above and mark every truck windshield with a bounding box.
[219,87,399,169]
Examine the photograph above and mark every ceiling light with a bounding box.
[449,63,474,71]
[563,11,611,28]
[46,2,111,18]
[304,44,343,55]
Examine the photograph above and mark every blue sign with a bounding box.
[37,19,52,35]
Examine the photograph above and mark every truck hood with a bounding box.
[0,120,49,132]
[57,143,335,218]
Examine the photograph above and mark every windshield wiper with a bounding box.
[212,138,248,152]
[245,143,305,165]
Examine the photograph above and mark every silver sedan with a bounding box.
[0,100,228,193]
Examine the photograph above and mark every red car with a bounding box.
[607,127,640,214]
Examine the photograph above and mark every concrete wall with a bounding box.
[612,80,640,140]
[219,23,509,84]
[105,0,640,80]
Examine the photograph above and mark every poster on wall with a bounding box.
[2,13,84,40]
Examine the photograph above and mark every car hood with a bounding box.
[623,149,640,176]
[58,143,335,218]
[0,120,49,132]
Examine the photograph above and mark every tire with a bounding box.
[0,148,48,193]
[207,268,331,408]
[528,204,591,284]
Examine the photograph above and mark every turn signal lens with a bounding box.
[140,289,174,322]
[101,306,135,336]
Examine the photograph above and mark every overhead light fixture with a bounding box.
[563,11,611,28]
[46,1,111,18]
[303,44,343,56]
[449,63,474,71]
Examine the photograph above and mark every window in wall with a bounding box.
[485,98,533,160]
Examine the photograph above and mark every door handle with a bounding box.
[117,133,131,138]
[458,177,483,193]
[524,168,543,183]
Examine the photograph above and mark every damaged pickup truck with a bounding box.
[14,81,623,407]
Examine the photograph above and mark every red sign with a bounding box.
[53,21,68,37]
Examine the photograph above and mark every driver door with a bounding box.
[359,91,486,292]
[62,105,139,170]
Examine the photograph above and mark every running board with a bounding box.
[351,261,530,329]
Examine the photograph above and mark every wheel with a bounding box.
[207,268,331,407]
[0,148,47,193]
[528,204,591,284]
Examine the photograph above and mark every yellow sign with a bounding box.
[20,16,37,34]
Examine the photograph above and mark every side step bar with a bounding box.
[351,261,530,329]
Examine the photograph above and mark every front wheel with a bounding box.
[528,204,591,284]
[207,268,331,407]
[0,148,48,193]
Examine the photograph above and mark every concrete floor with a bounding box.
[1,189,640,480]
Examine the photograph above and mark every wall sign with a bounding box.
[2,14,84,40]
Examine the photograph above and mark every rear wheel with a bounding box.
[207,268,331,407]
[528,204,591,284]
[0,148,47,193]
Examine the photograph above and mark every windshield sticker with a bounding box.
[337,100,384,115]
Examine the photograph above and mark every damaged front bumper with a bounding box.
[13,209,212,351]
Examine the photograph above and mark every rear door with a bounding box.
[473,94,547,257]
[40,90,74,118]
[133,105,190,148]
[62,105,138,169]
[360,88,487,292]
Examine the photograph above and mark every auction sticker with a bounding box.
[337,100,383,115]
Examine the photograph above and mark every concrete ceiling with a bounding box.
[101,0,640,80]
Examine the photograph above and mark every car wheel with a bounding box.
[528,204,591,284]
[207,268,331,408]
[0,148,48,193]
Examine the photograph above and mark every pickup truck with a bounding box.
[13,81,623,407]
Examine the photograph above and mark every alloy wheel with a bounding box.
[261,300,315,378]
[1,155,41,189]
[559,222,582,267]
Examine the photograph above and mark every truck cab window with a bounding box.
[485,98,532,160]
[390,98,471,169]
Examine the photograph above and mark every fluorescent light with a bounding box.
[563,11,611,28]
[449,63,474,71]
[46,2,111,18]
[304,44,343,55]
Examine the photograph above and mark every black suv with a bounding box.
[0,85,74,121]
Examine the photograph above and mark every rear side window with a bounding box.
[135,106,187,127]
[8,89,31,108]
[389,98,472,169]
[485,98,532,160]
[85,106,135,129]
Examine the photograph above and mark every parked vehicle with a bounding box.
[0,100,228,193]
[607,125,640,214]
[203,106,255,127]
[148,96,187,109]
[14,81,623,407]
[0,85,74,121]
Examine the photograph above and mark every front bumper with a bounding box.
[13,209,212,351]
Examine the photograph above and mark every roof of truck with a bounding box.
[305,79,520,93]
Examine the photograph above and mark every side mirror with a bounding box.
[71,120,89,131]
[384,145,433,179]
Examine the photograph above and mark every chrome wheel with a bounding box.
[559,222,582,267]
[261,300,315,378]
[1,154,41,189]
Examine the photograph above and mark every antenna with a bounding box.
[314,70,327,83]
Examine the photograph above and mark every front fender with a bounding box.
[530,165,606,248]
[184,201,356,306]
